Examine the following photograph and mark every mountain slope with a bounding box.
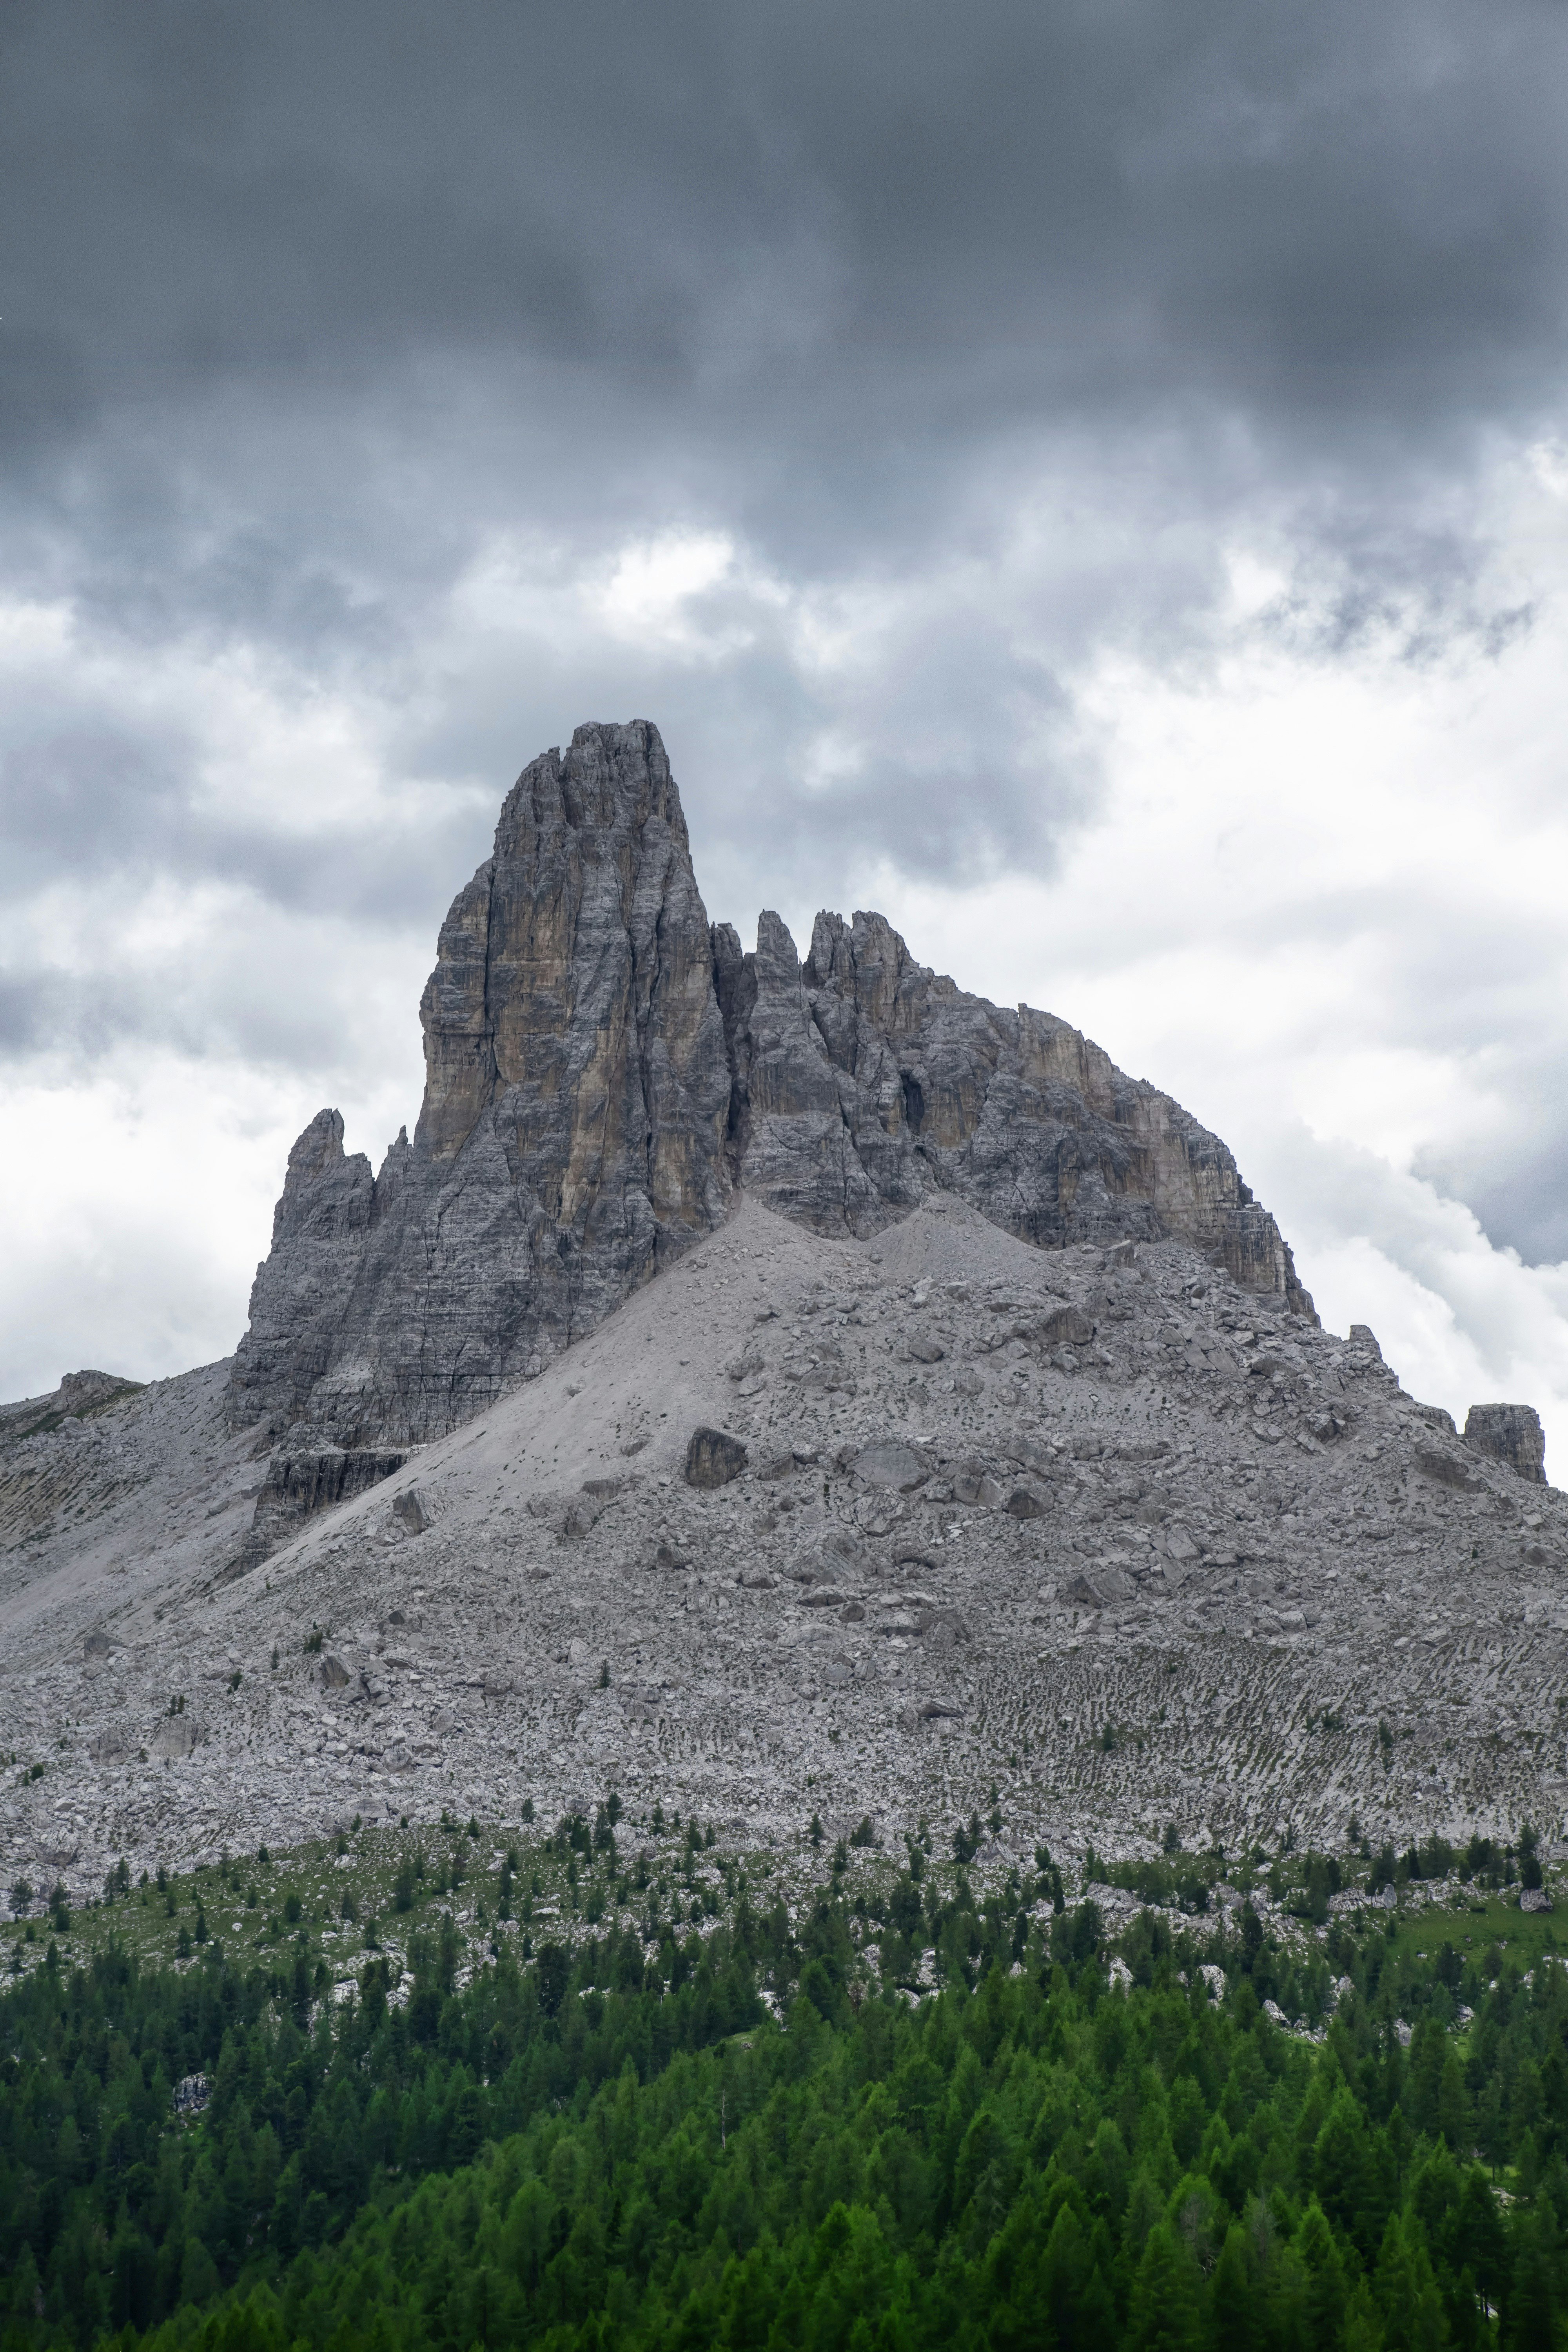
[3,1185,1563,1897]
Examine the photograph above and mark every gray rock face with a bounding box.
[229,723,734,1450]
[720,906,1312,1317]
[1466,1405,1548,1484]
[240,1447,410,1567]
[225,721,1312,1537]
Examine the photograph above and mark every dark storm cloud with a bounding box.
[2,0,1566,1007]
[7,0,1566,547]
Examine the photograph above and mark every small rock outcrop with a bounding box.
[226,721,1313,1552]
[1466,1404,1548,1483]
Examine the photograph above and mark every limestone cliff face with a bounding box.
[229,720,1312,1458]
[228,722,734,1446]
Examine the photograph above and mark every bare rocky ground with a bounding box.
[5,1188,1566,1906]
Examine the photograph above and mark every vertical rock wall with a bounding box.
[228,722,734,1447]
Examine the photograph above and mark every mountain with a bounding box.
[224,720,1311,1554]
[1,721,1561,1902]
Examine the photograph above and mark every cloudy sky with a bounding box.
[3,0,1566,1471]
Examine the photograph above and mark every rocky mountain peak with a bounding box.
[227,722,1314,1490]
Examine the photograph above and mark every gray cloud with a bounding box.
[7,0,1566,577]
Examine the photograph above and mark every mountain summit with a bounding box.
[229,720,1310,1468]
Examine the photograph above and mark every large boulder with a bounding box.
[1465,1404,1547,1484]
[684,1428,748,1489]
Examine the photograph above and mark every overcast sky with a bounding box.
[3,0,1567,1471]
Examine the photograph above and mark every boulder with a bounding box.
[852,1443,929,1493]
[684,1427,748,1488]
[392,1486,432,1533]
[1063,1565,1136,1608]
[1413,1445,1480,1493]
